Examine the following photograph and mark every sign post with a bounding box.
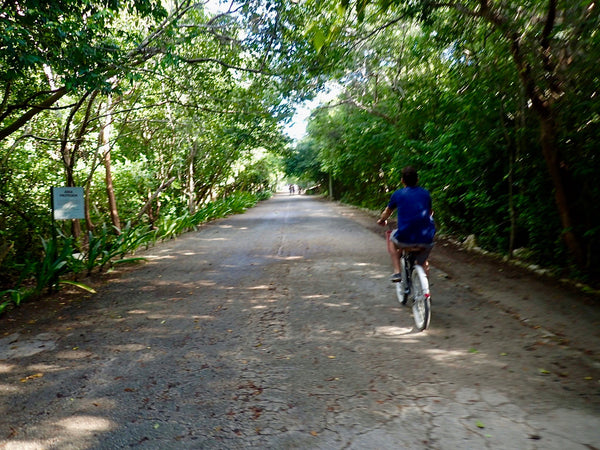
[49,187,85,291]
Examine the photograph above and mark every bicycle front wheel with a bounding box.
[411,265,431,331]
[395,257,409,305]
[395,282,408,305]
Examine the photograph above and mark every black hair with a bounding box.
[402,166,418,187]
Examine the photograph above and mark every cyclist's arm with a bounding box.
[377,206,395,226]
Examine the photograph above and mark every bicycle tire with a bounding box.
[395,257,409,305]
[395,281,408,305]
[411,265,431,331]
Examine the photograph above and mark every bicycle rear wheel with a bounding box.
[411,265,431,331]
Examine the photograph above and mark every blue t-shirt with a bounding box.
[387,186,435,244]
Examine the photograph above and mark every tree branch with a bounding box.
[179,57,271,74]
[541,0,557,50]
[0,88,68,142]
[134,176,177,223]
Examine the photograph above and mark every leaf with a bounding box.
[310,431,318,436]
[476,421,485,429]
[112,257,147,265]
[59,280,97,293]
[539,368,551,375]
[312,28,327,53]
[20,373,44,382]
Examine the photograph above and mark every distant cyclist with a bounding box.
[377,166,435,282]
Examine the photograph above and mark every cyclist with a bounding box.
[376,166,435,282]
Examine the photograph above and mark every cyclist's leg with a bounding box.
[387,229,403,274]
[387,230,402,274]
[414,245,433,276]
[391,245,402,274]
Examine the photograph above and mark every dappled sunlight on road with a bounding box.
[143,254,178,261]
[55,415,114,433]
[373,325,420,338]
[4,442,53,450]
[0,382,19,393]
[127,309,150,314]
[1,416,119,450]
[263,254,305,261]
[0,363,16,373]
[56,349,95,360]
[323,301,352,307]
[107,343,147,352]
[248,284,275,290]
[424,348,471,363]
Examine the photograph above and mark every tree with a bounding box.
[333,0,599,266]
[0,0,322,292]
[0,0,168,142]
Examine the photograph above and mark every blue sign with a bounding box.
[52,187,85,220]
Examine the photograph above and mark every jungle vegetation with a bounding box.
[1,0,598,313]
[285,0,599,285]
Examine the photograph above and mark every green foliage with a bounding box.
[0,0,166,82]
[155,191,265,240]
[84,223,153,274]
[35,235,73,294]
[0,191,268,315]
[0,1,300,305]
[286,3,600,283]
[0,290,27,316]
[232,155,282,195]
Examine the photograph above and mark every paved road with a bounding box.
[1,194,599,449]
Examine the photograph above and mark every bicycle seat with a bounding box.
[403,245,427,252]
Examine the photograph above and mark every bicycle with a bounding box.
[386,230,432,331]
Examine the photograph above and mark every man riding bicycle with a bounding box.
[377,166,435,282]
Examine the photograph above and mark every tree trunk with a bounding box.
[84,183,95,234]
[539,116,584,265]
[498,101,516,259]
[103,144,121,232]
[60,94,89,242]
[188,142,198,214]
[99,98,121,232]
